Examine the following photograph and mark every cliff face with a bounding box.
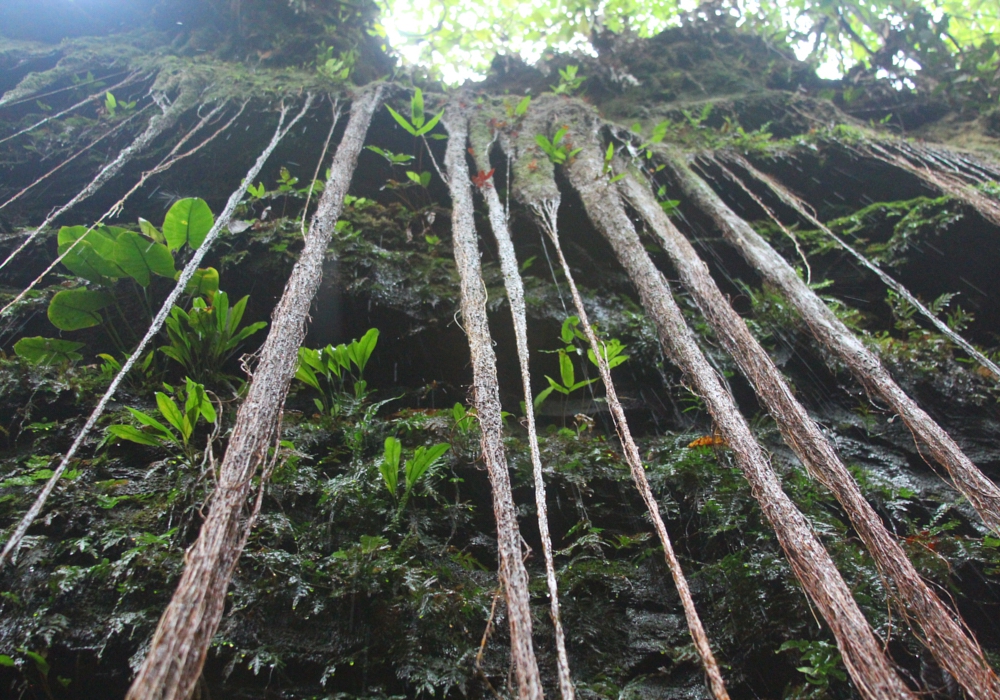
[1,4,1000,699]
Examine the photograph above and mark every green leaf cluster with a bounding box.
[108,377,217,460]
[535,316,628,408]
[386,89,444,137]
[380,436,451,516]
[295,328,380,416]
[535,126,582,165]
[161,291,267,387]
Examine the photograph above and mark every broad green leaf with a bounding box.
[560,316,579,344]
[295,364,322,392]
[534,384,556,408]
[514,95,531,116]
[411,88,425,128]
[57,226,122,283]
[108,424,164,447]
[138,217,166,244]
[559,349,575,388]
[405,443,450,491]
[14,337,84,365]
[163,198,214,251]
[381,436,401,496]
[184,267,220,298]
[126,406,173,436]
[0,655,13,667]
[348,328,379,373]
[386,105,419,136]
[47,289,114,331]
[414,110,443,136]
[113,230,176,286]
[155,392,185,434]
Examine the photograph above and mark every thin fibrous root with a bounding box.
[660,143,1000,536]
[442,99,544,700]
[719,151,1000,380]
[506,97,730,700]
[617,159,1000,700]
[0,103,150,212]
[125,87,373,700]
[563,109,915,700]
[0,76,201,276]
[470,105,575,700]
[0,97,313,570]
[0,71,142,146]
[0,95,238,318]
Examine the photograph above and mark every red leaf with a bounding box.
[472,168,495,189]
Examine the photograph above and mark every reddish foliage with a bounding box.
[472,168,495,189]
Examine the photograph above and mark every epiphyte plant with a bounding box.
[380,436,451,516]
[15,198,221,363]
[295,328,380,416]
[160,290,267,388]
[386,88,444,138]
[534,316,629,408]
[535,126,582,165]
[107,377,217,463]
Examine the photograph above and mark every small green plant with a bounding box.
[160,290,267,387]
[535,126,581,165]
[504,95,531,118]
[295,328,380,417]
[104,91,135,118]
[366,146,414,165]
[386,88,444,137]
[551,64,585,95]
[535,316,628,408]
[379,436,451,516]
[777,639,847,696]
[601,142,626,182]
[107,377,217,462]
[451,402,476,433]
[315,46,354,81]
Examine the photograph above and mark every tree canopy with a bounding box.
[381,0,1000,85]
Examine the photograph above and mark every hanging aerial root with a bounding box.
[0,61,136,109]
[0,97,314,570]
[442,101,544,700]
[699,151,1000,536]
[0,96,237,318]
[0,75,202,276]
[0,71,142,146]
[125,88,371,700]
[469,107,574,700]
[502,97,729,700]
[561,110,916,700]
[0,103,150,212]
[864,141,1000,228]
[616,162,1000,700]
[718,151,1000,381]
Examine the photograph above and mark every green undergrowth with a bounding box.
[2,361,998,698]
